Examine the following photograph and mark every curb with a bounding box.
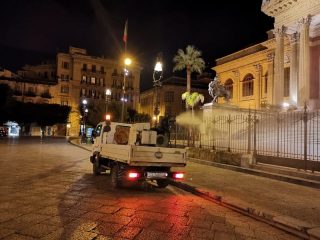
[69,139,91,152]
[170,180,320,240]
[69,141,320,239]
[188,157,320,189]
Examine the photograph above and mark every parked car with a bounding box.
[0,127,8,137]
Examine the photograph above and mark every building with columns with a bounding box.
[214,0,320,110]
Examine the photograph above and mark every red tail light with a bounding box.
[173,173,184,179]
[128,172,139,179]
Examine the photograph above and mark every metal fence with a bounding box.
[169,105,320,170]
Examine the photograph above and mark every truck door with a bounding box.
[92,124,103,152]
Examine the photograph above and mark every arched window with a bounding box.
[224,79,233,99]
[242,74,254,97]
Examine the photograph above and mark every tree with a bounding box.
[173,45,205,93]
[182,92,204,115]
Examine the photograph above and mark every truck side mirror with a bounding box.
[103,125,111,133]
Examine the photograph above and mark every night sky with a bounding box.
[0,0,274,90]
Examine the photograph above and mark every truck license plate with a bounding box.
[146,172,168,179]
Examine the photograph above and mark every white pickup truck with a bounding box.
[90,121,186,188]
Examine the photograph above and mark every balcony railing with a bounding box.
[40,92,52,99]
[24,91,37,97]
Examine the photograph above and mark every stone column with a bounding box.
[289,33,299,105]
[298,15,311,106]
[267,52,275,105]
[232,70,239,104]
[274,26,286,106]
[254,64,262,109]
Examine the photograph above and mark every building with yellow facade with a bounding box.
[0,47,141,136]
[214,0,320,110]
[139,76,211,123]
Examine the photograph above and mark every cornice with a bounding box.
[213,50,269,75]
[261,0,299,17]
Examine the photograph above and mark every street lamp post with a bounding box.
[105,88,111,120]
[153,55,163,127]
[121,57,132,122]
[66,122,71,136]
[81,99,88,143]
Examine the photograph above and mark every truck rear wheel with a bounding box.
[93,155,102,175]
[111,165,122,188]
[156,179,170,188]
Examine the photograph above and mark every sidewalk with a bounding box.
[70,139,320,239]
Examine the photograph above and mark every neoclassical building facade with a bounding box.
[214,0,320,110]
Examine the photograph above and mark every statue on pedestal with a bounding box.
[208,76,230,103]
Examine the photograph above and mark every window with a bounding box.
[61,74,64,81]
[82,75,87,83]
[225,79,233,99]
[165,105,172,116]
[80,88,86,97]
[95,124,102,137]
[44,72,48,78]
[65,75,69,81]
[242,74,254,97]
[182,99,186,110]
[61,86,69,94]
[264,72,268,94]
[284,68,290,97]
[62,61,69,69]
[83,63,87,71]
[91,77,96,85]
[100,66,105,74]
[164,91,174,102]
[61,100,68,106]
[92,65,96,73]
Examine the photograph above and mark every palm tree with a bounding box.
[182,92,204,116]
[173,45,205,93]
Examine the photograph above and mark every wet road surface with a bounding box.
[0,137,299,239]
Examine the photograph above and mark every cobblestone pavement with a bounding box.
[0,137,299,239]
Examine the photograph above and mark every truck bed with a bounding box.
[100,144,186,167]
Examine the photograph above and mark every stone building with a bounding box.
[139,76,211,123]
[0,47,141,136]
[53,47,141,136]
[214,0,320,110]
[1,65,56,105]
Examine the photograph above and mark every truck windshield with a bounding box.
[95,124,102,137]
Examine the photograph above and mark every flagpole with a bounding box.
[121,19,128,122]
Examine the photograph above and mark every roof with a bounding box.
[0,76,57,86]
[161,76,210,90]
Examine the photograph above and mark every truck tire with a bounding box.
[156,179,170,188]
[111,165,122,188]
[93,155,102,175]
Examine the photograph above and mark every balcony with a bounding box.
[40,92,52,99]
[24,91,37,97]
[13,90,22,96]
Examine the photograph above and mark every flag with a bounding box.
[123,19,128,43]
